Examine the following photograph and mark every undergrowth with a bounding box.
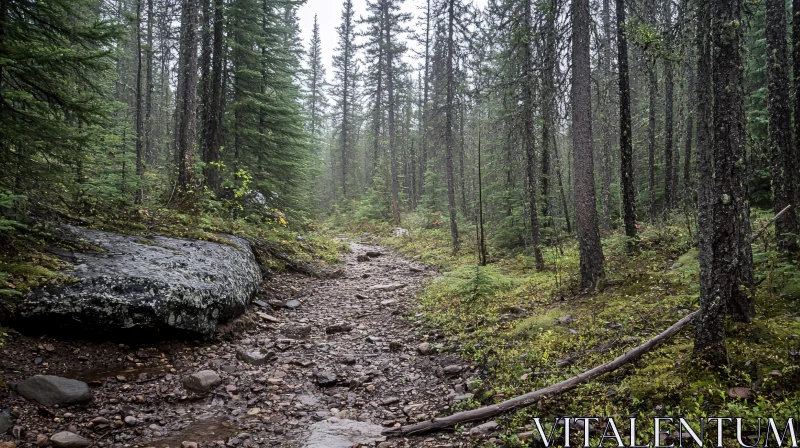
[327,210,800,447]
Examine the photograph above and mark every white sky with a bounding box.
[298,0,486,77]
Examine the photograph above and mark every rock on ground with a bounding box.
[15,375,92,406]
[49,432,91,448]
[302,419,386,448]
[17,226,262,337]
[182,370,222,392]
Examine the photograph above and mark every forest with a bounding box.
[2,0,800,446]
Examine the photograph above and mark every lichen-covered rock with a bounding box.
[17,227,262,337]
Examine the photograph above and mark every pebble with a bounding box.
[417,342,433,355]
[470,420,499,436]
[35,434,49,447]
[443,365,462,375]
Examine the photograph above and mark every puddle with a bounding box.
[144,417,238,447]
[64,364,173,383]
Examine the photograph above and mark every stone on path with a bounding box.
[443,365,462,376]
[368,283,407,292]
[470,421,499,436]
[50,432,91,448]
[15,375,92,406]
[325,324,353,334]
[316,371,338,387]
[285,299,302,309]
[0,409,12,434]
[236,348,275,366]
[417,342,433,355]
[182,370,222,392]
[303,419,386,448]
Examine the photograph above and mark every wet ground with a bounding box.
[0,239,491,447]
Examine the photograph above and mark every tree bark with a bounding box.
[683,54,694,190]
[600,0,612,231]
[383,0,401,226]
[175,0,199,204]
[445,0,460,253]
[766,0,799,253]
[617,0,636,245]
[663,0,675,212]
[524,0,544,269]
[648,63,657,223]
[571,0,605,290]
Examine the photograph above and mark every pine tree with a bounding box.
[305,15,326,139]
[332,0,358,200]
[175,0,199,204]
[617,0,636,245]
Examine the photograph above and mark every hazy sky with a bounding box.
[297,0,486,76]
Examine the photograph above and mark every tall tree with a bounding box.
[662,0,675,212]
[305,14,326,138]
[380,0,410,226]
[571,0,605,289]
[617,0,636,244]
[202,0,223,194]
[135,0,145,204]
[599,0,613,231]
[765,0,799,253]
[522,0,544,268]
[175,0,199,203]
[332,0,358,199]
[695,0,752,366]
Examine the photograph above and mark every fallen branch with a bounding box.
[750,204,792,243]
[383,310,699,437]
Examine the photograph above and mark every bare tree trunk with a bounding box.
[648,63,656,223]
[766,0,799,253]
[524,0,544,268]
[571,0,605,290]
[683,54,694,191]
[175,0,198,204]
[600,0,612,231]
[445,0,460,253]
[135,0,144,204]
[383,0,401,226]
[663,0,675,212]
[617,0,636,245]
[539,0,557,224]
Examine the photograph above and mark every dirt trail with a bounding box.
[1,240,487,447]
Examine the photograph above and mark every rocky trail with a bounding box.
[1,240,493,448]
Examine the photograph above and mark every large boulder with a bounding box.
[15,375,92,406]
[17,227,262,337]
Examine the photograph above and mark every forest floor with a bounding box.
[0,236,495,448]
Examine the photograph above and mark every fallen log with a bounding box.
[383,310,699,437]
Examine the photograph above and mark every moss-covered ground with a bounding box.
[328,210,800,446]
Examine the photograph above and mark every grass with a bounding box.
[329,211,800,446]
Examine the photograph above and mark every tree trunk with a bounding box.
[600,0,612,231]
[617,0,636,244]
[203,0,223,194]
[384,0,401,226]
[683,54,694,191]
[539,0,557,224]
[135,0,144,204]
[663,0,675,213]
[766,0,799,253]
[175,0,198,204]
[696,0,751,367]
[144,0,154,166]
[648,63,657,223]
[445,0,460,253]
[524,0,544,269]
[571,0,605,290]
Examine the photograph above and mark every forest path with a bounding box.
[1,239,484,448]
